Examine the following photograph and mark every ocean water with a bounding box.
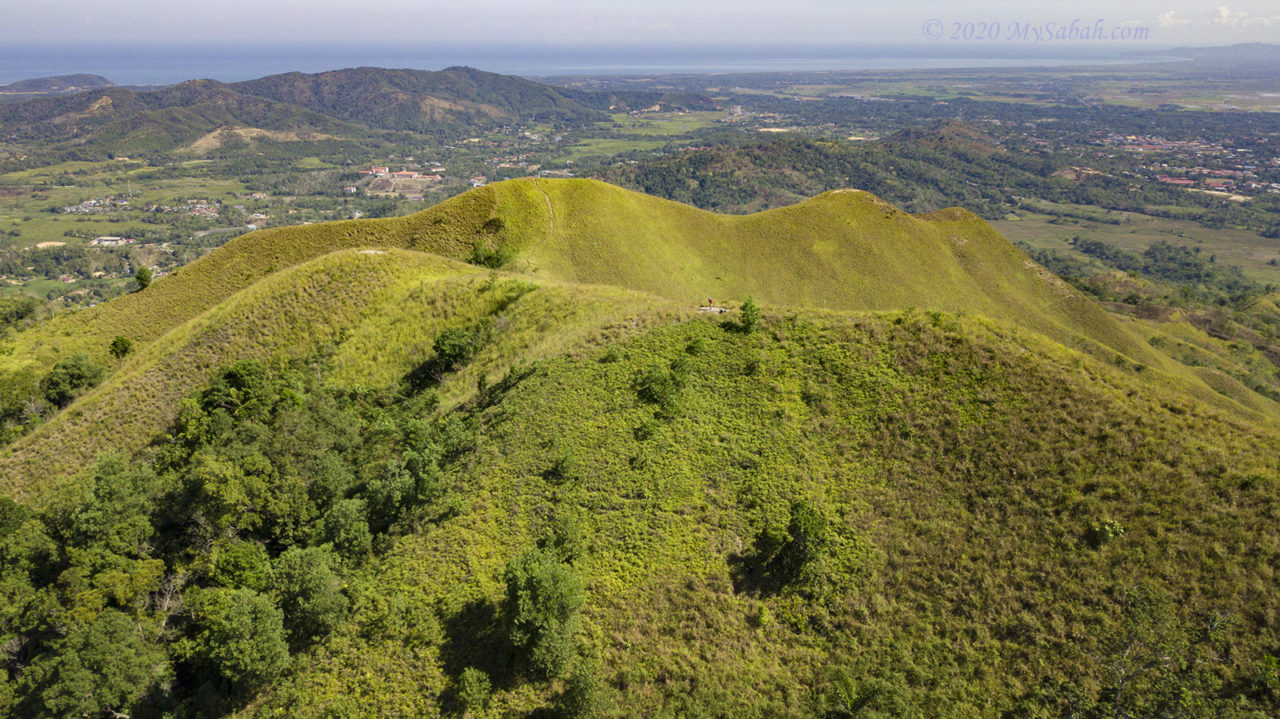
[0,42,1170,86]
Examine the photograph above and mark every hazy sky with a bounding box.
[5,0,1279,46]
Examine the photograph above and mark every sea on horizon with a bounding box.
[0,41,1174,86]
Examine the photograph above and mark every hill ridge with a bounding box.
[4,179,1273,417]
[0,178,1275,496]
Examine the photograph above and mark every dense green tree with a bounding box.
[0,295,39,329]
[186,587,290,694]
[0,496,54,576]
[69,452,156,555]
[23,608,169,718]
[209,540,272,592]
[322,498,372,562]
[366,456,419,532]
[272,545,348,649]
[41,352,105,407]
[0,673,12,717]
[503,547,584,678]
[134,266,153,291]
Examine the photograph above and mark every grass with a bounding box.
[0,248,685,500]
[3,179,1170,375]
[608,111,724,136]
[552,137,670,162]
[250,310,1280,716]
[3,179,1280,715]
[2,178,1274,497]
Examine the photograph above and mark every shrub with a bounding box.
[814,669,902,717]
[1087,518,1125,548]
[469,241,512,269]
[545,447,579,484]
[542,509,584,565]
[1243,654,1280,702]
[776,500,829,582]
[557,654,608,718]
[201,359,274,415]
[42,352,105,407]
[632,360,684,415]
[740,297,761,333]
[108,335,133,359]
[503,547,584,678]
[434,327,476,369]
[134,266,153,291]
[457,667,492,717]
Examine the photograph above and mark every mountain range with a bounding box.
[0,66,715,154]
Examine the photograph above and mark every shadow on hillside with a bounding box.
[403,357,448,393]
[438,598,518,708]
[728,531,790,597]
[475,362,538,412]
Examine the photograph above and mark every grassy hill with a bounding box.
[1,179,1273,493]
[1,180,1279,717]
[247,309,1280,717]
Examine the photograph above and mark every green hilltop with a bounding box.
[1,179,1278,717]
[1,179,1272,494]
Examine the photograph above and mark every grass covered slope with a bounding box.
[0,177,1163,378]
[0,183,514,376]
[0,248,681,501]
[5,307,1277,717]
[2,174,1280,715]
[520,180,1157,360]
[241,310,1280,716]
[1,178,1273,496]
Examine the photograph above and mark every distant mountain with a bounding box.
[0,73,114,105]
[230,66,606,131]
[0,66,636,155]
[1138,42,1280,69]
[0,73,112,94]
[0,79,367,154]
[595,127,1021,217]
[880,120,1001,154]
